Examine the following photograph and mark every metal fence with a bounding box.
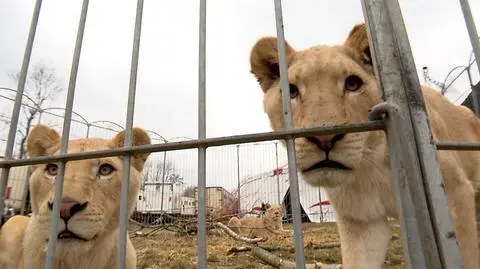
[1,0,480,269]
[1,91,338,223]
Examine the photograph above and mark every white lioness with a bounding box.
[0,124,151,269]
[250,23,480,269]
[228,203,286,238]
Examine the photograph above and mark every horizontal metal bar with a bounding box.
[435,141,480,151]
[0,120,385,168]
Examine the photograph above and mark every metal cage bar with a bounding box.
[459,0,480,117]
[0,122,387,169]
[45,0,90,268]
[0,0,43,218]
[362,0,462,268]
[197,0,208,267]
[273,0,306,267]
[117,0,144,268]
[0,120,386,168]
[436,141,480,151]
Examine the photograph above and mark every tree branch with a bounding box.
[214,222,267,243]
[251,247,342,269]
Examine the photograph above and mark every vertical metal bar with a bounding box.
[385,3,464,268]
[197,0,208,267]
[37,110,43,124]
[45,0,89,268]
[362,0,463,268]
[0,0,42,218]
[86,123,90,138]
[236,145,240,212]
[160,149,167,212]
[459,0,480,117]
[117,0,143,268]
[274,142,281,205]
[317,189,323,222]
[273,0,306,267]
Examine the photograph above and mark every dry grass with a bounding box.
[130,220,406,269]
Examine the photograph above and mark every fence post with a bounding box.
[37,109,43,124]
[197,0,208,267]
[362,0,463,268]
[459,0,480,117]
[160,149,168,213]
[236,144,241,213]
[86,123,90,138]
[273,0,306,267]
[44,0,90,267]
[317,188,323,222]
[0,0,43,218]
[274,142,281,205]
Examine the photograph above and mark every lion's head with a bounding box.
[250,23,386,188]
[264,203,284,222]
[25,124,151,255]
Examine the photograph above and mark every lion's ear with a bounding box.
[26,124,61,157]
[344,23,372,66]
[111,127,152,171]
[250,37,295,92]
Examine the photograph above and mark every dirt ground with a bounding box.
[130,221,406,269]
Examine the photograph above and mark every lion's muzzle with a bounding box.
[306,134,345,152]
[47,196,88,222]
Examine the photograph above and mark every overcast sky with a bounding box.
[0,0,479,192]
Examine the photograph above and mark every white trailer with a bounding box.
[179,197,196,216]
[194,186,236,212]
[239,164,337,222]
[0,162,30,213]
[136,182,176,214]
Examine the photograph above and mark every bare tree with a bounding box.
[182,185,196,198]
[142,160,185,190]
[8,63,63,158]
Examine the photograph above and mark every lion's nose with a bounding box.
[47,197,88,221]
[306,134,345,152]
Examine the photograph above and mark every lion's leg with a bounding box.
[0,215,29,269]
[337,216,390,269]
[441,161,478,269]
[126,236,137,269]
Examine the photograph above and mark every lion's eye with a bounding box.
[98,164,115,176]
[289,84,299,98]
[345,75,363,92]
[45,163,58,177]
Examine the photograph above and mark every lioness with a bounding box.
[228,203,286,238]
[250,23,480,269]
[0,124,151,269]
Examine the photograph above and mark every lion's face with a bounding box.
[264,204,283,222]
[26,125,151,254]
[251,24,385,188]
